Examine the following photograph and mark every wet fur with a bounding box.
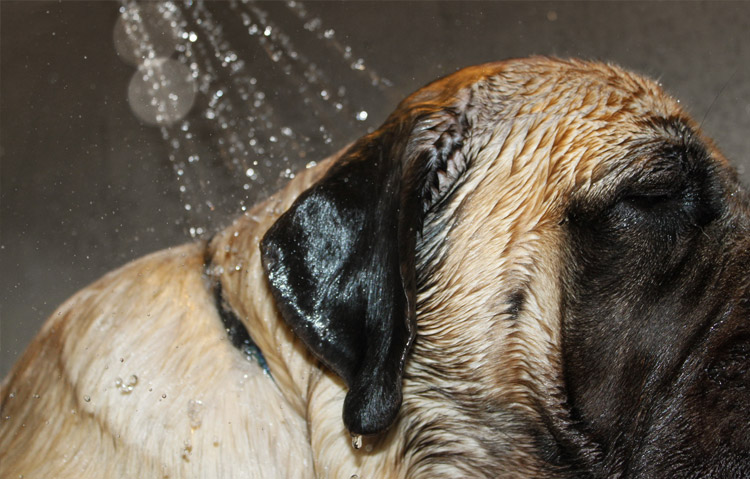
[2,58,748,478]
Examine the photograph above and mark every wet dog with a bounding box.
[2,57,748,478]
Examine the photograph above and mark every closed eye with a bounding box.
[620,189,680,211]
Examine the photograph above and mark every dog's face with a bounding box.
[261,58,749,476]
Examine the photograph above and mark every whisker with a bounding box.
[700,66,738,129]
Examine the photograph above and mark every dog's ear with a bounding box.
[260,91,470,436]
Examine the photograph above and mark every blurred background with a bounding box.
[1,1,749,377]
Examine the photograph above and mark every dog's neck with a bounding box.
[204,157,411,477]
[205,159,331,417]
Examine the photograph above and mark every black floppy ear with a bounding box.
[260,96,469,436]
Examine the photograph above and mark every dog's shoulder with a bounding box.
[0,243,314,478]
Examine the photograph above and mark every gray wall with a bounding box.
[2,1,749,376]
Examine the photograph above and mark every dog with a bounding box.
[1,57,748,478]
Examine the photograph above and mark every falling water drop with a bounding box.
[127,58,197,126]
[115,0,392,238]
[113,3,180,66]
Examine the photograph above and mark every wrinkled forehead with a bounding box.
[462,59,715,203]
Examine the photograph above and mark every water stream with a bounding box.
[114,0,392,237]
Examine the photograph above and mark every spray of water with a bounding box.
[114,0,392,237]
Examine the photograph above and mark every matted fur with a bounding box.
[2,58,748,478]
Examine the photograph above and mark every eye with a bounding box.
[611,177,690,223]
[568,155,719,235]
[619,187,682,212]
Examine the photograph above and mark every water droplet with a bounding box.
[162,393,167,399]
[182,439,193,461]
[84,395,91,402]
[304,18,322,32]
[115,375,138,394]
[127,58,197,126]
[187,399,204,429]
[356,110,368,121]
[110,0,393,241]
[113,3,181,67]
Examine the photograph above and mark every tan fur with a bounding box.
[1,58,715,478]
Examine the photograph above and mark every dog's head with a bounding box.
[261,58,749,476]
